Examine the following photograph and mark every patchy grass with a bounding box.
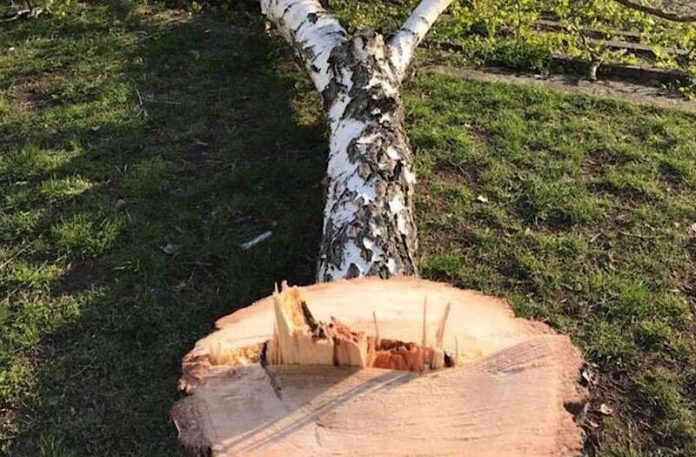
[1,4,324,455]
[409,75,696,456]
[0,3,694,457]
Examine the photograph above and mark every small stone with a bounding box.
[476,195,489,203]
[687,223,696,239]
[115,199,127,210]
[599,403,613,416]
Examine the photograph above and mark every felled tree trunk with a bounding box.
[259,0,452,281]
[171,1,590,455]
[317,32,418,281]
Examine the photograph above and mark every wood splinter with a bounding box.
[266,282,456,372]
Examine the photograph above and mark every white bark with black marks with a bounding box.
[259,0,453,281]
[389,0,456,80]
[318,32,418,281]
[260,0,347,91]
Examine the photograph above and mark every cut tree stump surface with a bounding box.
[172,277,588,456]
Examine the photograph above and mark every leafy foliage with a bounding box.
[1,0,78,17]
[329,0,696,95]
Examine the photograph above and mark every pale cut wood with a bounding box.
[266,284,335,366]
[178,277,553,392]
[173,336,586,456]
[173,278,588,456]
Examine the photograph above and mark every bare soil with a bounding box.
[426,65,696,113]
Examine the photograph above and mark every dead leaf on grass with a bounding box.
[162,243,180,255]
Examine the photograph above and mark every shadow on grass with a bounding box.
[3,4,326,455]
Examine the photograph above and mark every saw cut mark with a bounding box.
[260,345,284,401]
[173,278,588,456]
[178,277,560,393]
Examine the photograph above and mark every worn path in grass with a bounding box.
[426,65,696,113]
[1,3,695,456]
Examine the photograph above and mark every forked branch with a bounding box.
[259,0,453,280]
[389,0,455,79]
[261,0,454,89]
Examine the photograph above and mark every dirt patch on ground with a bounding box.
[8,72,71,112]
[54,259,107,295]
[133,3,261,37]
[426,65,696,113]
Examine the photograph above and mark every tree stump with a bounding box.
[172,277,588,456]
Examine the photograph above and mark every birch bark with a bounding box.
[259,0,453,281]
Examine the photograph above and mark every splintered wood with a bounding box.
[266,282,452,372]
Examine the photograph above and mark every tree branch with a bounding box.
[260,0,348,91]
[611,0,696,22]
[389,0,454,79]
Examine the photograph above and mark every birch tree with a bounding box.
[172,4,591,454]
[259,0,454,282]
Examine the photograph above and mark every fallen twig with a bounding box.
[0,242,32,271]
[2,7,43,22]
[618,230,669,240]
[240,231,272,250]
[134,88,148,118]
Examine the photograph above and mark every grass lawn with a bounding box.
[1,2,695,456]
